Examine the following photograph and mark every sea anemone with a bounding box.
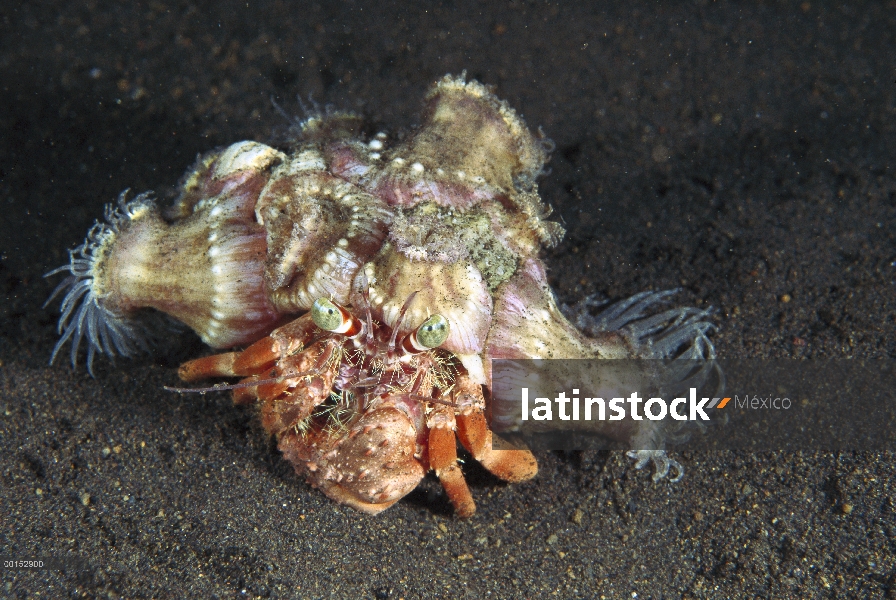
[45,141,287,374]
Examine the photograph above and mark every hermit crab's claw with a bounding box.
[285,403,427,515]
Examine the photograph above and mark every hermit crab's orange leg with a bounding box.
[178,350,241,382]
[453,375,538,483]
[177,337,283,405]
[178,313,330,409]
[426,403,476,518]
[178,313,320,382]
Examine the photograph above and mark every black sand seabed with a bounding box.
[1,2,894,598]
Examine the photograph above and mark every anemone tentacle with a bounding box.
[45,192,155,375]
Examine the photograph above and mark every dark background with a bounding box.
[1,1,894,597]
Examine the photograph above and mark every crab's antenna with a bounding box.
[164,369,318,394]
[356,269,376,347]
[389,291,419,350]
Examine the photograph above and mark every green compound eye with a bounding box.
[415,314,450,349]
[311,298,344,332]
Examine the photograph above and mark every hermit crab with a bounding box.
[47,74,715,516]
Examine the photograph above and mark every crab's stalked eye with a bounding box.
[417,315,450,348]
[311,297,363,336]
[402,314,450,353]
[311,298,346,331]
